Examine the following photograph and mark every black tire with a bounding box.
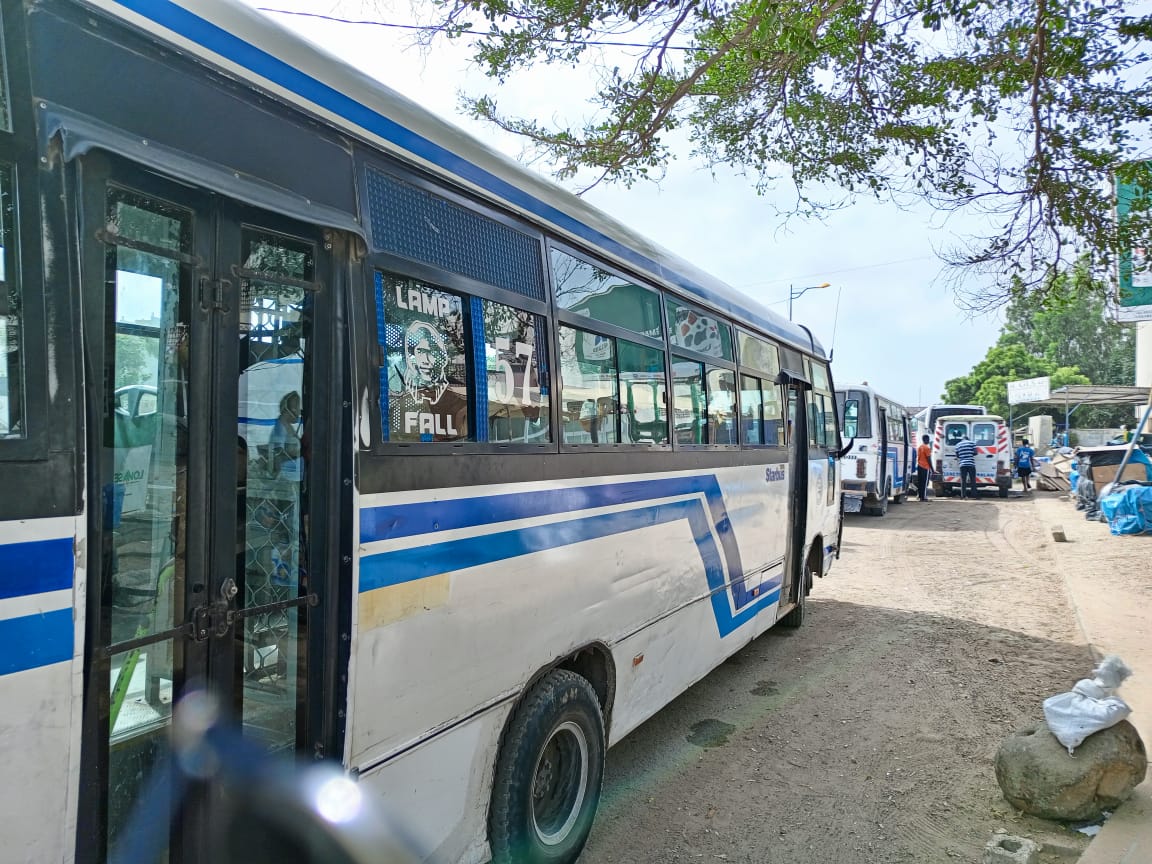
[489,670,605,864]
[779,560,812,628]
[864,483,890,517]
[998,485,1009,498]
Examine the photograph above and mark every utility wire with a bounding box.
[256,8,698,50]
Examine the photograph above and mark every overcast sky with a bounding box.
[248,1,1008,407]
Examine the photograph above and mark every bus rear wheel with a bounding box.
[489,669,605,864]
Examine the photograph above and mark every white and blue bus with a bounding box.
[0,3,845,862]
[835,384,914,515]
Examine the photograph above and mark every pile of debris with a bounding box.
[1035,453,1074,492]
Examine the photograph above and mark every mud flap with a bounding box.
[835,494,846,559]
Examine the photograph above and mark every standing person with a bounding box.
[916,434,932,501]
[955,433,978,499]
[1015,437,1036,493]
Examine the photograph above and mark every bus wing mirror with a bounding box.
[834,437,855,459]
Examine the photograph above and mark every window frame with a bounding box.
[0,40,49,462]
[557,319,672,451]
[368,251,558,455]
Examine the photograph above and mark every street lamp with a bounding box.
[789,282,831,321]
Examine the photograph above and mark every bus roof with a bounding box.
[100,0,823,357]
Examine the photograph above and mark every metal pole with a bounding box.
[1113,401,1152,489]
[788,285,793,321]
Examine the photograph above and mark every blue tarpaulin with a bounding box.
[1099,485,1152,535]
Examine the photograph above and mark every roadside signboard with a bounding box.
[1007,376,1051,405]
[1114,163,1152,322]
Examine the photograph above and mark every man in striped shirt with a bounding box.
[955,434,978,499]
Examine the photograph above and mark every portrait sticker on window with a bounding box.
[379,273,471,442]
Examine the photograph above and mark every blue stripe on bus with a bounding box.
[362,475,751,608]
[362,475,726,543]
[360,475,793,636]
[0,608,74,676]
[361,497,780,637]
[0,537,74,600]
[114,0,819,354]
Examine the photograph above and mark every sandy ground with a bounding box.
[579,491,1113,864]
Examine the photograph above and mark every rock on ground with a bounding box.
[995,720,1148,821]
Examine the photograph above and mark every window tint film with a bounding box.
[671,357,705,444]
[482,300,550,444]
[559,325,619,444]
[810,360,830,391]
[707,367,737,444]
[0,163,21,438]
[738,332,779,377]
[551,249,662,338]
[378,273,470,442]
[666,299,734,360]
[618,339,668,444]
[763,382,785,446]
[740,375,762,445]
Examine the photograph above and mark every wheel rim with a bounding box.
[531,720,590,847]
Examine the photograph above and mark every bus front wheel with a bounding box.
[489,669,606,864]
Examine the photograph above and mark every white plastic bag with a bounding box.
[1043,656,1133,754]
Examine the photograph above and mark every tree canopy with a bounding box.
[943,264,1135,425]
[376,0,1152,305]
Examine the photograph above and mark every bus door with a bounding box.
[877,404,889,496]
[780,372,811,611]
[77,156,341,863]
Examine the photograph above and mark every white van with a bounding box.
[931,414,1012,498]
[836,384,914,516]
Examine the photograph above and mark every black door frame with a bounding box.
[74,153,348,864]
[780,369,812,606]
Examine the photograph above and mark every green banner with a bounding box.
[1115,163,1152,321]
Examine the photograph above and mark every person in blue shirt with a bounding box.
[1015,438,1036,493]
[955,434,978,499]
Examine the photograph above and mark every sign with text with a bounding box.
[1007,376,1051,405]
[1113,163,1152,322]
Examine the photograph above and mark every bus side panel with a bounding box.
[359,705,512,864]
[0,516,82,864]
[346,465,791,858]
[350,495,726,767]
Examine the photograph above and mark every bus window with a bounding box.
[763,381,785,446]
[666,298,734,360]
[378,273,471,442]
[840,397,860,439]
[551,248,662,339]
[737,332,779,377]
[482,300,551,444]
[559,325,619,444]
[973,422,996,446]
[617,339,668,444]
[671,357,705,444]
[945,422,967,445]
[706,367,737,444]
[740,375,762,444]
[810,361,830,391]
[0,162,22,439]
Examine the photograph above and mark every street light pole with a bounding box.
[788,282,831,321]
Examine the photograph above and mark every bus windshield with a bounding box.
[837,389,871,438]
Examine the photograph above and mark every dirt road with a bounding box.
[581,494,1098,864]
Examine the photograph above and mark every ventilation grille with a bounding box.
[366,168,545,302]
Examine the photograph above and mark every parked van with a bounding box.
[913,403,987,443]
[931,414,1012,498]
[836,384,914,516]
